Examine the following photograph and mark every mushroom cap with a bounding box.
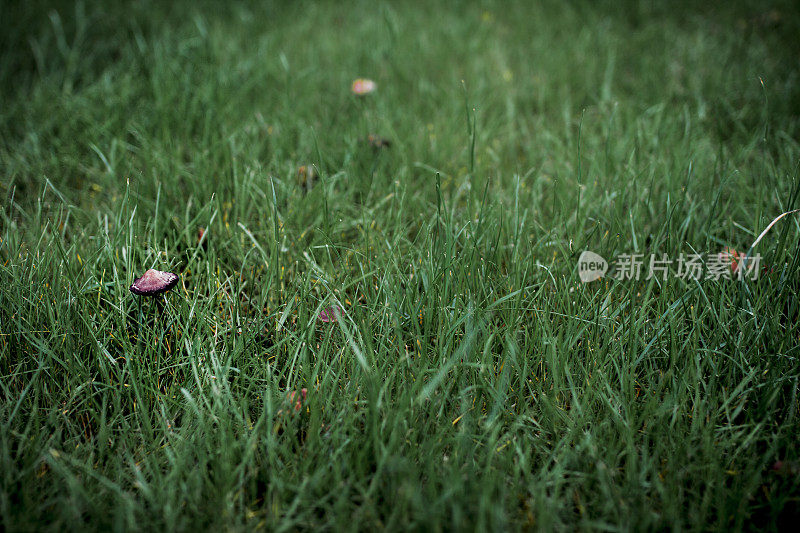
[130,269,179,296]
[318,306,343,323]
[351,78,376,95]
[297,164,318,187]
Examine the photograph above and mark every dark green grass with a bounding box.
[2,0,800,530]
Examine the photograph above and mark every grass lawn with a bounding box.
[2,0,800,530]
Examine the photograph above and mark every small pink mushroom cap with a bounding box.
[351,78,376,95]
[130,269,179,296]
[318,306,343,323]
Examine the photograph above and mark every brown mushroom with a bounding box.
[297,165,318,193]
[130,269,179,296]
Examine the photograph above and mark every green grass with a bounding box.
[2,0,800,530]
